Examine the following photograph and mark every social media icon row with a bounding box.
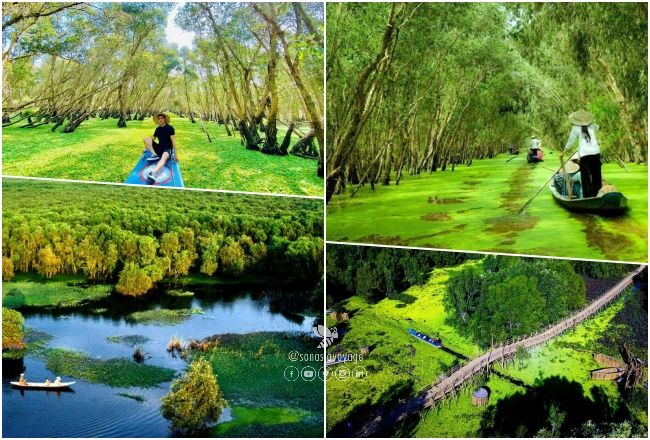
[284,366,324,381]
[331,366,367,381]
[283,365,368,381]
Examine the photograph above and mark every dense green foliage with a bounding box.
[161,358,227,435]
[3,178,323,297]
[326,3,647,201]
[2,307,25,357]
[480,376,640,437]
[44,348,175,387]
[572,261,636,280]
[326,244,474,305]
[445,256,586,346]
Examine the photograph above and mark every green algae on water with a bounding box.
[327,155,647,262]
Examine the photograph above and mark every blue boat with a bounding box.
[408,328,442,347]
[124,151,184,187]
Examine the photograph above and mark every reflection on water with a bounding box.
[3,284,316,438]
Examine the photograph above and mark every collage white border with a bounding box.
[1,1,648,439]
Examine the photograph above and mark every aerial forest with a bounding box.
[2,178,323,297]
[2,2,324,175]
[326,2,647,200]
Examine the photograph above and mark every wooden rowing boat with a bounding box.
[10,381,75,389]
[408,328,442,347]
[593,352,626,368]
[527,149,544,163]
[549,177,628,213]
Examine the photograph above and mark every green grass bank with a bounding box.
[2,117,322,196]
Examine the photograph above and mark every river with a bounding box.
[2,283,316,437]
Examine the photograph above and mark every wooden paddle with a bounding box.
[505,153,519,163]
[517,149,576,214]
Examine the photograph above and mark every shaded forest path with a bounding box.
[353,266,645,437]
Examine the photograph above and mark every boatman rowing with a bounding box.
[562,109,602,198]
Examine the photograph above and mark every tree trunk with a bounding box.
[279,122,294,155]
[252,4,325,179]
[61,112,89,133]
[262,27,281,155]
[239,120,261,150]
[381,142,393,185]
[291,130,317,158]
[2,115,26,127]
[325,6,402,201]
[50,115,65,131]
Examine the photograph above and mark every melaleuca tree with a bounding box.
[161,358,227,435]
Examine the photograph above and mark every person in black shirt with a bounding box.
[142,113,179,184]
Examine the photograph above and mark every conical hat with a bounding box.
[564,160,580,174]
[569,109,594,126]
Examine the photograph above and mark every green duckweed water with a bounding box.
[326,263,647,437]
[2,117,322,196]
[213,407,313,437]
[414,293,644,438]
[327,154,647,262]
[326,264,482,432]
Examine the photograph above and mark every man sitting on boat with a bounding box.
[18,373,27,385]
[528,136,543,161]
[142,113,179,185]
[564,157,582,198]
[54,376,62,385]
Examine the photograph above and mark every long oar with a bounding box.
[517,150,575,214]
[505,153,519,163]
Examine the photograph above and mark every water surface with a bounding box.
[3,284,315,438]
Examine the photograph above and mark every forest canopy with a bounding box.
[327,246,638,348]
[444,255,587,347]
[2,2,324,171]
[2,178,323,296]
[326,245,474,306]
[326,2,647,201]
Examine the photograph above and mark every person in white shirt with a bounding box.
[562,110,601,198]
[530,136,541,150]
[529,136,543,161]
